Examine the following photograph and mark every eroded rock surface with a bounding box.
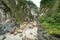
[0,21,38,40]
[0,0,20,35]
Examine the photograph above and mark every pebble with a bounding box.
[19,33,23,37]
[17,29,23,33]
[22,37,32,40]
[28,24,34,29]
[30,32,33,35]
[10,29,15,34]
[13,31,18,35]
[20,24,26,30]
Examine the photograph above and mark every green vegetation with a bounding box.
[38,0,60,34]
[38,13,60,33]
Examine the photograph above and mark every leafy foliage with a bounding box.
[38,0,60,34]
[40,0,55,8]
[38,13,60,34]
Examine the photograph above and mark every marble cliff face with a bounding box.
[0,0,19,35]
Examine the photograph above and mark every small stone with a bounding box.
[29,25,34,29]
[19,33,23,37]
[22,37,32,40]
[17,29,23,33]
[35,38,38,40]
[10,28,18,34]
[2,35,6,40]
[30,21,37,26]
[10,29,15,34]
[27,38,32,40]
[34,35,36,37]
[30,32,33,35]
[13,31,18,35]
[20,24,26,30]
[22,37,25,40]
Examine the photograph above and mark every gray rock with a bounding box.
[0,0,20,35]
